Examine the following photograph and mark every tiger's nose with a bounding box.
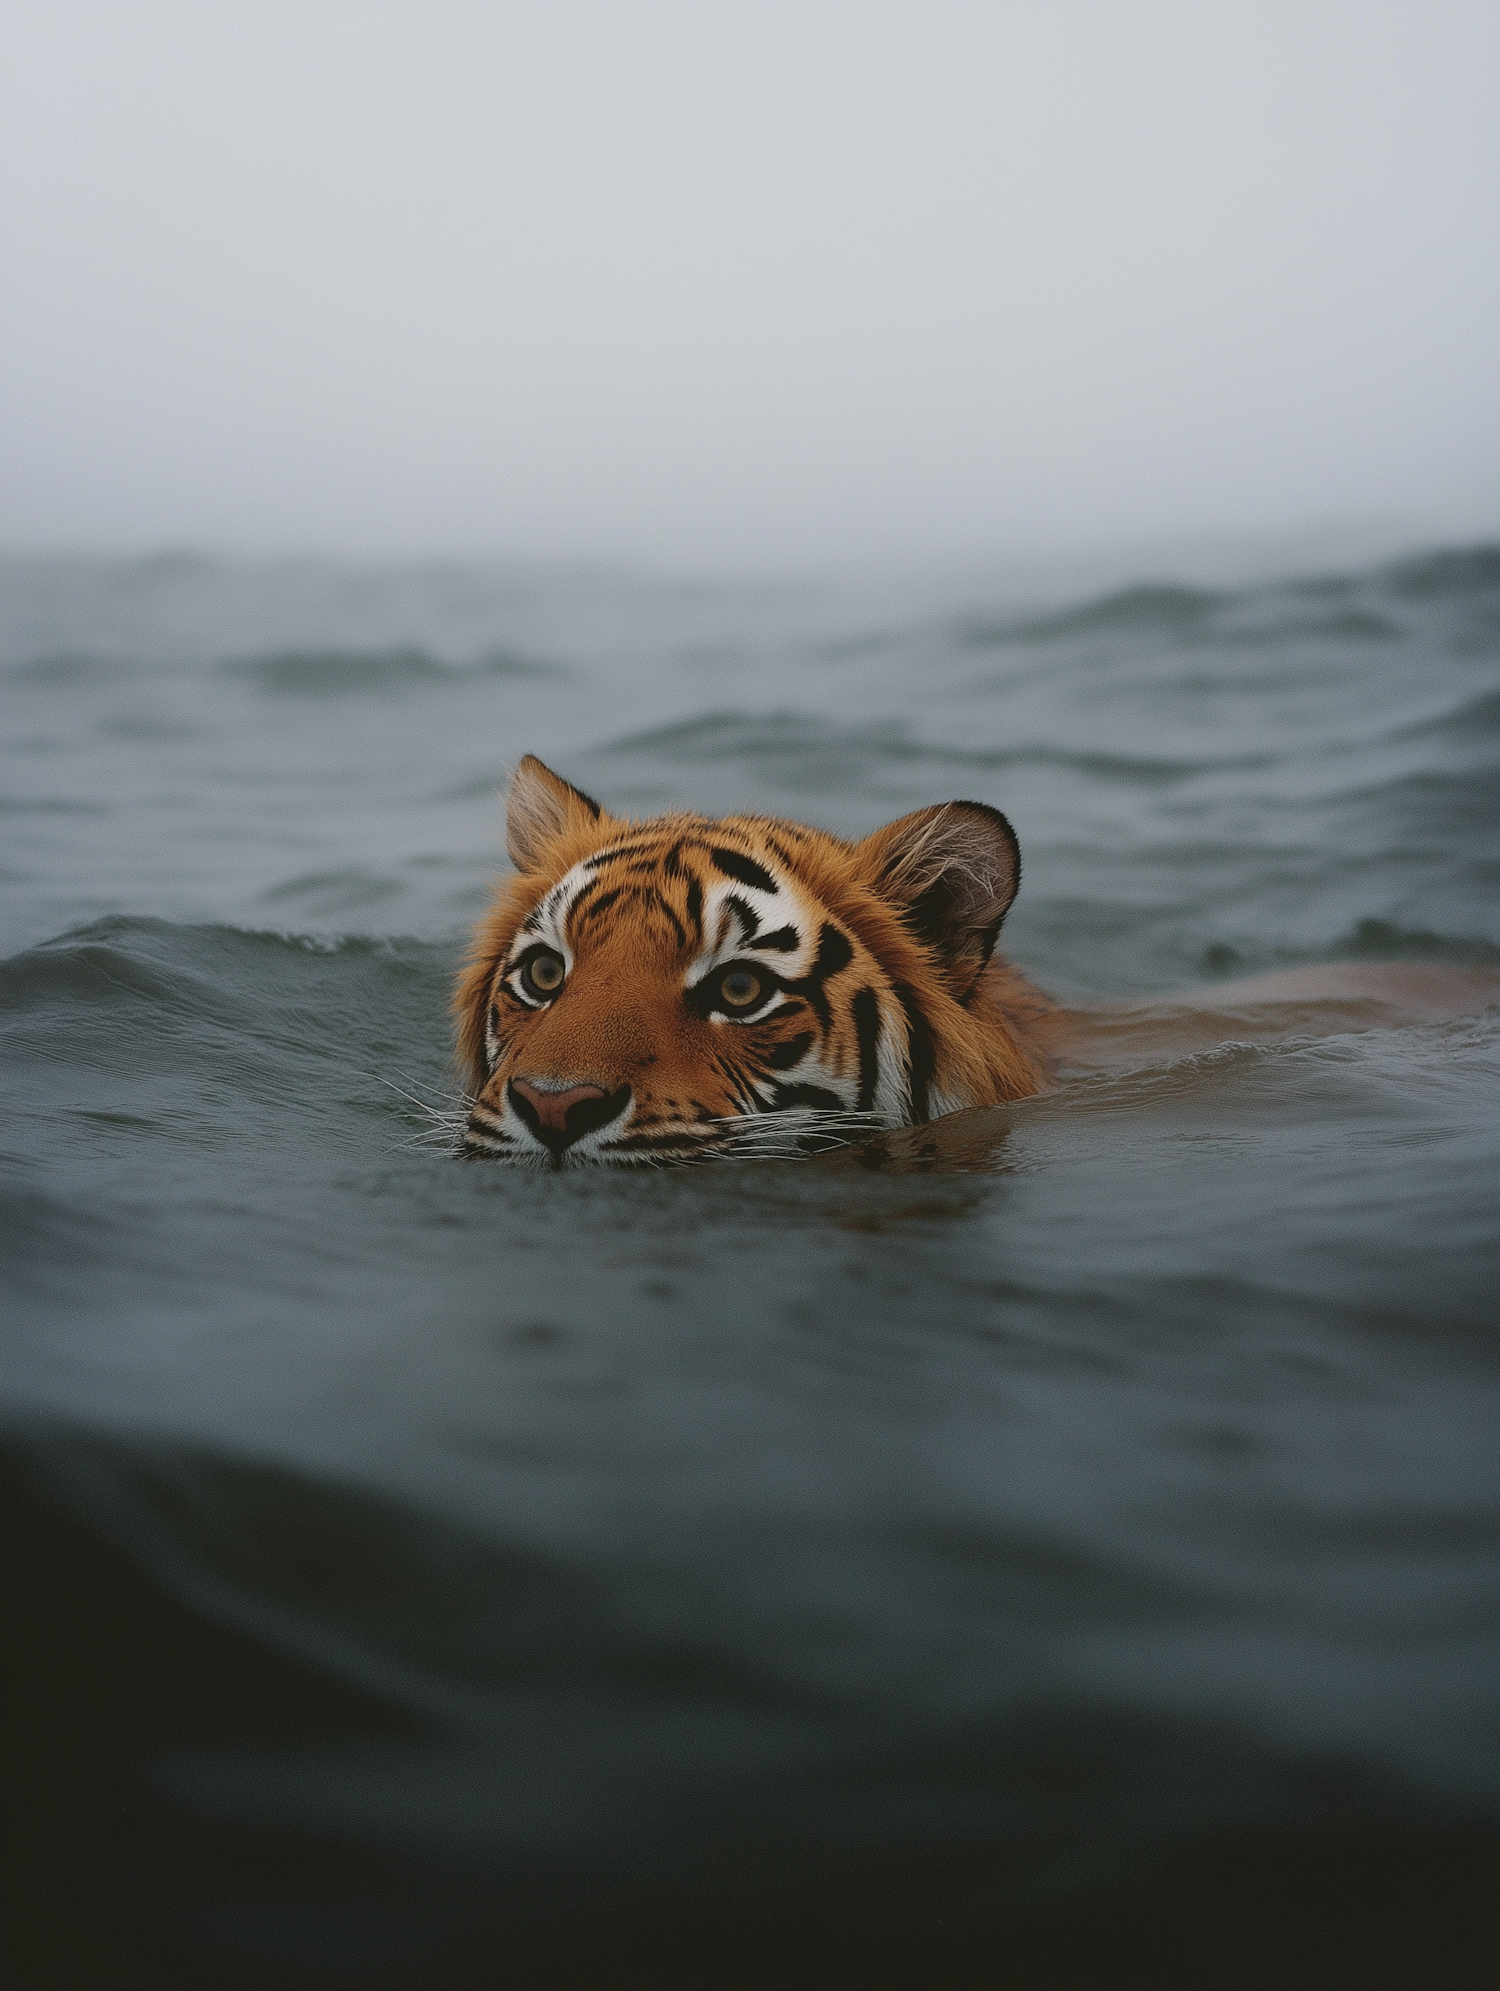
[510,1078,603,1130]
[508,1077,630,1155]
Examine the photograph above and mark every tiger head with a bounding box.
[454,756,1049,1166]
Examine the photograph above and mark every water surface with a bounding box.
[4,546,1500,1986]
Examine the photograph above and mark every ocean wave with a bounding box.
[960,582,1226,648]
[599,709,1241,785]
[1384,544,1500,599]
[7,651,146,686]
[1,919,456,1121]
[224,645,564,695]
[1199,926,1500,980]
[1334,917,1500,966]
[18,1403,1486,1991]
[1395,686,1500,739]
[0,794,110,817]
[1225,605,1403,645]
[1330,762,1500,837]
[259,867,409,916]
[957,583,1413,654]
[946,547,1497,662]
[0,1182,120,1281]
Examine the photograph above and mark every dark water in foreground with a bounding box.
[4,546,1500,1987]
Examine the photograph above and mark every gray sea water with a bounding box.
[4,544,1500,1987]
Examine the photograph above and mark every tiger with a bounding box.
[454,755,1058,1166]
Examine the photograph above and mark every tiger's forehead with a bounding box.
[510,822,822,972]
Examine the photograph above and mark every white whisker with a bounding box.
[374,1074,471,1127]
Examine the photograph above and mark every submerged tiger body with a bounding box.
[455,756,1056,1166]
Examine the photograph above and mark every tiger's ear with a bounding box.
[856,801,1020,999]
[505,755,610,872]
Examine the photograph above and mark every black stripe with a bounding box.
[814,923,854,978]
[684,874,703,940]
[711,847,778,894]
[787,922,854,1026]
[713,1054,760,1112]
[582,840,658,872]
[565,877,615,926]
[852,987,880,1112]
[753,924,799,951]
[645,889,687,949]
[893,983,934,1124]
[567,873,611,916]
[722,892,761,941]
[763,1031,814,1072]
[572,883,622,930]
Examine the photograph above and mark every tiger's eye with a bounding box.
[719,968,763,1009]
[523,950,565,998]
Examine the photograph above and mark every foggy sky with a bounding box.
[2,0,1497,567]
